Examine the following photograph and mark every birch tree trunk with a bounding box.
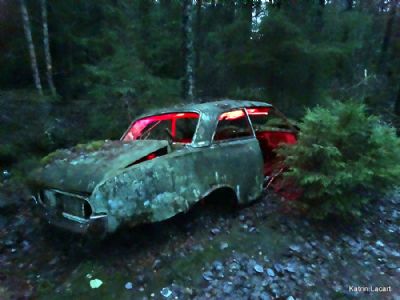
[19,0,43,95]
[41,0,57,96]
[182,0,195,102]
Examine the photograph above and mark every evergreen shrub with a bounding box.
[278,101,400,219]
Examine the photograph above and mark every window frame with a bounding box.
[211,108,256,144]
[121,111,200,144]
[245,106,298,133]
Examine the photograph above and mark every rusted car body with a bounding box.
[31,100,297,234]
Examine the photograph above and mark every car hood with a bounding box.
[31,140,169,193]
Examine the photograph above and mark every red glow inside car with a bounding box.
[123,112,199,143]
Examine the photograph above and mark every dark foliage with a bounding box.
[0,0,399,199]
[278,101,400,219]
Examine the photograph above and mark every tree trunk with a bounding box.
[182,0,195,102]
[243,0,253,35]
[138,0,152,43]
[346,0,353,10]
[19,0,43,95]
[254,0,262,17]
[379,0,397,69]
[317,0,325,28]
[41,0,56,96]
[194,0,202,94]
[274,0,282,9]
[395,87,400,117]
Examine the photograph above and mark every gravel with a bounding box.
[1,186,399,299]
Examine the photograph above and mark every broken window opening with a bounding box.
[246,107,297,176]
[123,112,200,144]
[214,109,253,141]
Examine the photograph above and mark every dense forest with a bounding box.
[0,0,399,174]
[1,1,400,299]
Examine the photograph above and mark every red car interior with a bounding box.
[246,107,297,173]
[124,112,199,143]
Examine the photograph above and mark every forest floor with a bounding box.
[0,188,399,300]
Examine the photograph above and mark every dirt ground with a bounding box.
[0,189,399,300]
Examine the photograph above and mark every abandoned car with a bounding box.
[31,100,298,234]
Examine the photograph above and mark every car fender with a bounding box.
[91,139,263,232]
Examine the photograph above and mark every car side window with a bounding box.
[214,109,253,141]
[123,112,199,143]
[175,117,198,143]
[247,107,292,132]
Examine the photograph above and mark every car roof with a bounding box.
[137,99,272,119]
[129,99,273,147]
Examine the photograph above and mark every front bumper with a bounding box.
[33,195,107,235]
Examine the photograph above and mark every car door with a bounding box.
[203,108,264,203]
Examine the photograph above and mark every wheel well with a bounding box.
[202,186,238,207]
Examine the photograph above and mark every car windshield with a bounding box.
[122,112,199,143]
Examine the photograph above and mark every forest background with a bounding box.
[0,0,399,182]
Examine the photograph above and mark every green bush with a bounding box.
[278,100,400,219]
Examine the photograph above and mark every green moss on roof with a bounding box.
[41,140,109,165]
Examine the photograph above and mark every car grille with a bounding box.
[40,190,92,219]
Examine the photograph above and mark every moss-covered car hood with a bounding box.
[31,140,169,193]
